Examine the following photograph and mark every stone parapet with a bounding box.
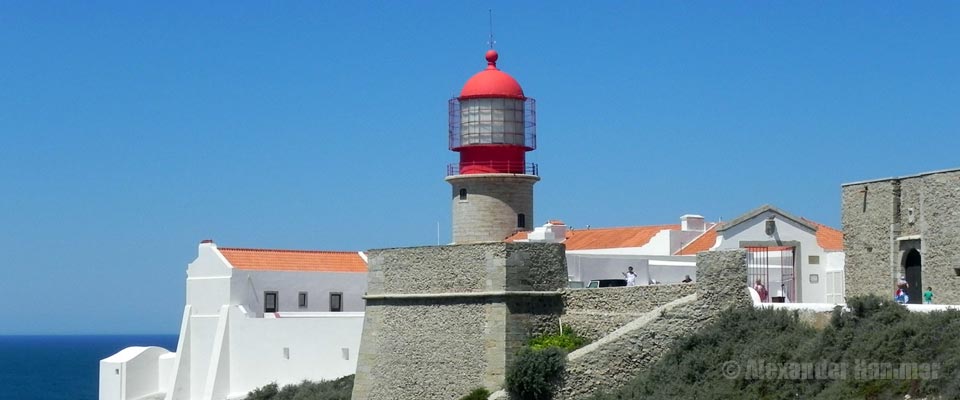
[365,242,566,295]
[561,284,697,315]
[559,284,697,341]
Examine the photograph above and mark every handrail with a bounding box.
[446,162,538,176]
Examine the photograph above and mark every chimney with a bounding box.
[681,215,705,232]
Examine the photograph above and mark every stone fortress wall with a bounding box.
[350,238,752,400]
[555,250,750,399]
[559,283,697,341]
[351,242,567,400]
[842,168,960,303]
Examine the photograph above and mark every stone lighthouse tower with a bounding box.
[446,49,539,243]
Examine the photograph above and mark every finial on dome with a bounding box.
[485,49,499,69]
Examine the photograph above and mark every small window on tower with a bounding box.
[517,213,526,228]
[459,188,467,201]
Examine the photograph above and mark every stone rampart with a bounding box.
[555,249,750,399]
[559,284,697,341]
[351,242,567,400]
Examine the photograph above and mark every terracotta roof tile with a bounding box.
[803,220,844,251]
[675,225,718,255]
[507,224,679,250]
[564,224,678,250]
[506,231,529,242]
[218,247,367,273]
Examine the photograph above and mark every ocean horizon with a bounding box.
[0,334,178,400]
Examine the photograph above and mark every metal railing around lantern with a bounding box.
[448,97,537,151]
[446,162,539,176]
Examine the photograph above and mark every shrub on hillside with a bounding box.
[244,375,354,400]
[528,325,587,352]
[587,295,960,399]
[459,387,491,400]
[506,347,567,400]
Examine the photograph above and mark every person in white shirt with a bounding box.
[623,266,637,287]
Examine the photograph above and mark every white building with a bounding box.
[514,205,845,304]
[709,205,845,304]
[512,216,711,285]
[100,240,368,400]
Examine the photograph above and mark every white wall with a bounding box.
[566,254,697,285]
[227,307,364,398]
[103,241,369,400]
[232,270,367,316]
[186,243,233,315]
[99,347,172,400]
[717,211,828,303]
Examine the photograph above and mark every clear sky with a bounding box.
[1,1,958,334]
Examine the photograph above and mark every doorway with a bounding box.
[746,246,796,303]
[904,249,922,304]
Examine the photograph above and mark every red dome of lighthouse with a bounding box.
[459,50,525,100]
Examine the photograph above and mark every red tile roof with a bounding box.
[508,224,679,251]
[218,247,367,273]
[675,225,718,255]
[803,220,844,251]
[507,231,531,241]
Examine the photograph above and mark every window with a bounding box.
[517,213,526,228]
[459,188,467,201]
[264,291,278,313]
[298,292,308,308]
[809,255,820,265]
[330,292,343,312]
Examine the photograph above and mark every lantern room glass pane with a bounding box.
[458,98,526,146]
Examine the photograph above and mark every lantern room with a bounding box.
[448,50,537,175]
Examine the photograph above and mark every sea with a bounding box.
[0,335,178,400]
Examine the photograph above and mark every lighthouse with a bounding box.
[446,49,539,243]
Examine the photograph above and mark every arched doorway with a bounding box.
[904,249,922,304]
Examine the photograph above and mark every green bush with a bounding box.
[247,383,279,400]
[528,325,587,352]
[588,295,960,399]
[505,347,567,400]
[244,375,354,400]
[459,387,491,400]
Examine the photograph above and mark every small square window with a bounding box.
[298,292,308,308]
[809,274,819,284]
[808,255,820,265]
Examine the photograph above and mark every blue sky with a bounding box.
[1,1,958,334]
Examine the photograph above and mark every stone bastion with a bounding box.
[351,243,749,400]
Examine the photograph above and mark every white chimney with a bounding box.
[526,220,567,243]
[681,214,705,232]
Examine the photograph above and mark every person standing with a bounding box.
[623,266,637,287]
[923,287,934,304]
[754,279,768,302]
[896,276,910,304]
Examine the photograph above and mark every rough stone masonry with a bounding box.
[842,168,960,304]
[351,242,567,400]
